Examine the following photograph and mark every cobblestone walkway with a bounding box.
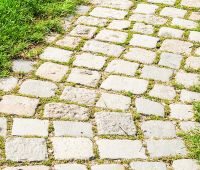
[0,0,200,169]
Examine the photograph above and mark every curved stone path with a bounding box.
[0,0,200,169]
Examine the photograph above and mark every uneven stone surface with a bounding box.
[51,137,93,160]
[2,0,200,168]
[97,139,146,159]
[44,102,89,120]
[0,95,39,116]
[6,137,48,161]
[19,79,58,97]
[95,112,136,135]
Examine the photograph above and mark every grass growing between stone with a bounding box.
[0,0,84,77]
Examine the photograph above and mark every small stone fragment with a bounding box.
[12,60,35,73]
[0,77,18,92]
[56,35,81,48]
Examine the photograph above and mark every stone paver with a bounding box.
[36,62,68,82]
[0,95,39,116]
[95,112,136,135]
[12,60,35,73]
[172,159,200,170]
[73,53,106,70]
[19,79,57,98]
[149,84,176,100]
[96,92,131,110]
[105,59,139,76]
[53,121,93,137]
[130,161,167,170]
[60,86,97,105]
[97,139,146,159]
[141,120,176,138]
[40,47,72,63]
[101,75,148,94]
[135,98,164,117]
[51,137,93,160]
[124,48,156,64]
[12,118,49,137]
[130,34,159,49]
[44,102,89,120]
[67,68,101,87]
[146,139,187,158]
[0,77,18,92]
[2,0,200,168]
[82,40,125,57]
[6,137,48,162]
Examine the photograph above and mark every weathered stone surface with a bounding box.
[6,137,48,162]
[129,14,167,25]
[12,118,49,137]
[0,118,7,137]
[130,161,167,170]
[91,164,125,170]
[82,40,125,57]
[148,0,176,5]
[175,72,199,88]
[130,34,159,48]
[70,25,97,39]
[181,0,200,8]
[141,120,176,138]
[96,92,131,110]
[19,79,57,98]
[56,35,81,48]
[160,39,193,55]
[0,77,18,92]
[97,139,146,159]
[3,166,49,170]
[141,65,173,82]
[95,112,136,135]
[40,47,72,63]
[158,52,183,69]
[172,159,200,170]
[76,16,107,27]
[124,48,156,64]
[105,59,139,76]
[170,104,194,120]
[108,20,130,30]
[51,137,93,160]
[189,12,200,21]
[185,57,200,70]
[133,23,154,35]
[44,103,89,120]
[160,7,186,18]
[60,86,97,105]
[0,95,39,116]
[180,90,200,102]
[146,139,187,158]
[45,33,60,43]
[179,121,200,131]
[90,7,128,19]
[189,31,200,42]
[101,75,148,94]
[134,4,158,14]
[74,53,106,70]
[76,5,90,15]
[12,60,35,73]
[95,29,128,43]
[54,164,87,170]
[53,121,93,138]
[172,18,198,29]
[90,0,133,9]
[158,27,184,38]
[149,84,176,100]
[36,62,68,82]
[67,68,101,87]
[135,98,164,117]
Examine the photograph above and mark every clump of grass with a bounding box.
[0,0,84,77]
[194,102,200,122]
